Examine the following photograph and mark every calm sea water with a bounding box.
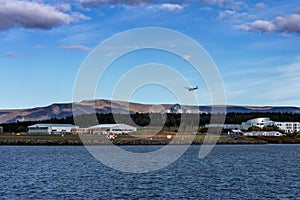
[0,145,299,199]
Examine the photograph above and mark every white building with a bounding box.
[205,124,244,129]
[241,117,275,129]
[243,131,283,137]
[28,124,79,135]
[72,128,91,134]
[205,117,300,134]
[162,104,200,114]
[241,117,300,133]
[205,118,276,131]
[88,124,137,134]
[274,122,300,133]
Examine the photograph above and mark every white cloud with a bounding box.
[55,3,71,12]
[274,14,300,33]
[201,0,247,11]
[236,14,300,34]
[219,10,248,20]
[58,45,91,51]
[219,9,255,23]
[255,2,266,9]
[226,57,300,106]
[235,24,250,31]
[0,0,89,30]
[251,20,276,32]
[201,0,233,7]
[157,3,184,11]
[147,3,184,12]
[219,10,235,19]
[80,0,155,8]
[264,58,300,105]
[80,0,184,13]
[231,1,247,11]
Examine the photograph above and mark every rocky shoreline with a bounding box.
[0,140,268,146]
[0,139,83,146]
[0,133,299,146]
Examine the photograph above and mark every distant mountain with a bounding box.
[0,100,170,124]
[199,105,300,114]
[0,99,299,124]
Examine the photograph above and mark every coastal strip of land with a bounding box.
[0,134,299,145]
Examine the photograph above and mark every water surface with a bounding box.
[0,145,299,199]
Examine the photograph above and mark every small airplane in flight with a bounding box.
[185,86,198,91]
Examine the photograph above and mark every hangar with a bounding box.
[28,124,78,135]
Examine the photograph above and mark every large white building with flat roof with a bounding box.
[205,117,300,134]
[274,122,300,133]
[241,117,275,129]
[88,124,137,134]
[28,124,79,135]
[243,131,283,137]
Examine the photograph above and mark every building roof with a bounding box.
[230,129,243,133]
[89,124,136,129]
[245,131,282,135]
[246,117,273,123]
[28,124,77,128]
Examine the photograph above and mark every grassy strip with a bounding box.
[0,134,299,145]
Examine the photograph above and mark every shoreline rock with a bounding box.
[0,134,298,145]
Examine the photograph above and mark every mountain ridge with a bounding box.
[0,99,300,124]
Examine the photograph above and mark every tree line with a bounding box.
[1,112,300,133]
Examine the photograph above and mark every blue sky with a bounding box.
[1,0,300,109]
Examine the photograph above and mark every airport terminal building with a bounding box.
[28,124,79,135]
[206,117,300,133]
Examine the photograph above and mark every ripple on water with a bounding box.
[0,145,299,199]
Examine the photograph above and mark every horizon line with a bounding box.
[0,98,299,110]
